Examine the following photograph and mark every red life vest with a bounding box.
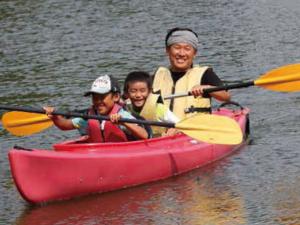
[86,104,128,143]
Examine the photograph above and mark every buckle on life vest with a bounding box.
[184,105,211,114]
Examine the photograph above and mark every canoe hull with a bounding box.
[8,108,250,204]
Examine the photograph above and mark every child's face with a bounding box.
[92,92,120,115]
[127,81,150,109]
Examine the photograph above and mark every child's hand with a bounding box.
[162,128,180,136]
[43,106,56,119]
[110,113,122,124]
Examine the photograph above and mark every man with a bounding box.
[152,27,230,120]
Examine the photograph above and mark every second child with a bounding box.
[123,71,179,137]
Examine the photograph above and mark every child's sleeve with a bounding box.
[71,117,88,135]
[157,103,180,123]
[118,109,136,119]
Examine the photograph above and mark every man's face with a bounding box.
[166,43,197,72]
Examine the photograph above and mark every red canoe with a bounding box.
[8,107,250,204]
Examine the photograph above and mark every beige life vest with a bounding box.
[152,65,211,120]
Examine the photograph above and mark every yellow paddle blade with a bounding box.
[255,63,300,92]
[175,114,243,145]
[1,111,53,136]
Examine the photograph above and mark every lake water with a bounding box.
[1,0,300,224]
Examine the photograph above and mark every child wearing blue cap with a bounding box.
[44,75,148,142]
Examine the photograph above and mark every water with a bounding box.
[1,0,300,224]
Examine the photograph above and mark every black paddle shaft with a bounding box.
[203,81,255,94]
[0,105,175,128]
[164,81,255,100]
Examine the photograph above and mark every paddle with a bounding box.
[0,105,243,145]
[164,63,300,100]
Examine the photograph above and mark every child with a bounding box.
[44,74,148,142]
[123,71,179,136]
